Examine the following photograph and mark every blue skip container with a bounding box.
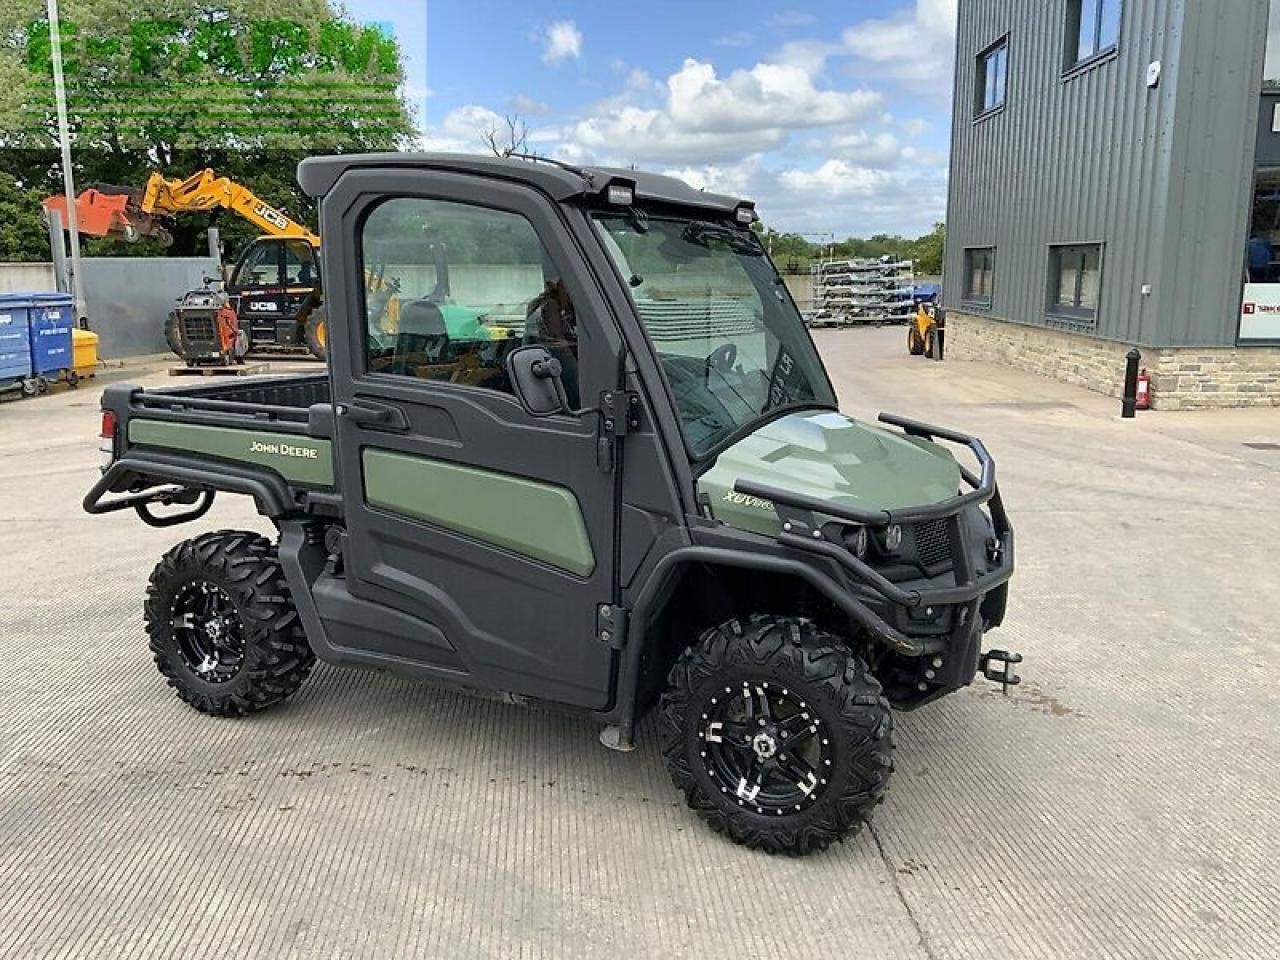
[27,292,74,382]
[0,293,34,390]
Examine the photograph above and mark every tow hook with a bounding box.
[979,649,1023,694]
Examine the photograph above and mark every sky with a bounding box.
[345,1,958,238]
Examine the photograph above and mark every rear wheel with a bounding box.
[304,309,327,361]
[163,312,184,359]
[907,326,925,355]
[144,530,315,716]
[661,614,893,855]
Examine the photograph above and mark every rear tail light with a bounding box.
[99,410,117,469]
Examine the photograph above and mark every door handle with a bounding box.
[338,399,409,431]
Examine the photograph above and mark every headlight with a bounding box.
[845,526,869,558]
[883,524,903,552]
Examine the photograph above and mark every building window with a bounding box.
[1048,244,1103,322]
[1066,0,1121,69]
[963,247,995,307]
[975,38,1008,117]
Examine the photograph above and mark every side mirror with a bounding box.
[506,345,570,417]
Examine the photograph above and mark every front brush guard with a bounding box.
[733,412,1016,658]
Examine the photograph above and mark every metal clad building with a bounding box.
[944,0,1280,408]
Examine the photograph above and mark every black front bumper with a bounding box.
[734,412,1015,697]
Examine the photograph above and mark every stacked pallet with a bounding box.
[805,257,914,328]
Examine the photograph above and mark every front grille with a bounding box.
[179,316,216,344]
[913,519,952,567]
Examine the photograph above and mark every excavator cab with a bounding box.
[225,236,324,357]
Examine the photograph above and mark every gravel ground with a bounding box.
[1,331,1277,959]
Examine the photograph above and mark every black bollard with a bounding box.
[1121,348,1141,418]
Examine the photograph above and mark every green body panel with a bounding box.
[127,419,335,488]
[439,305,484,339]
[362,448,596,577]
[699,410,961,536]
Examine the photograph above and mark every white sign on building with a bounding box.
[1238,283,1280,341]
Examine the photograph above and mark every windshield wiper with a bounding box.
[681,221,761,256]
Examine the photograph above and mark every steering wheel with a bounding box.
[706,343,738,375]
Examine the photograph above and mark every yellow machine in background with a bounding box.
[907,301,944,359]
[48,169,400,361]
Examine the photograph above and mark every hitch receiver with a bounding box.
[979,649,1023,694]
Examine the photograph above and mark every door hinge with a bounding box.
[597,603,629,650]
[599,390,642,436]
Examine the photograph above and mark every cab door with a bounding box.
[324,169,626,710]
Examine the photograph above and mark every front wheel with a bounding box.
[661,614,893,855]
[144,530,315,716]
[304,309,327,361]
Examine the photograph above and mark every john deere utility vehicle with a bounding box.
[85,153,1018,855]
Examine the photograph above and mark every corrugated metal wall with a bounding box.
[945,0,1270,347]
[80,257,219,357]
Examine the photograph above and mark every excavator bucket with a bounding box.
[42,186,173,246]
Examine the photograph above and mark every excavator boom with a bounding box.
[141,170,319,245]
[44,168,319,248]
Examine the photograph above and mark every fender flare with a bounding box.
[628,546,939,658]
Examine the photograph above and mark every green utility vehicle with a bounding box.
[85,154,1017,855]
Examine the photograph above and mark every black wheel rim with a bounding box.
[170,580,245,683]
[698,680,833,816]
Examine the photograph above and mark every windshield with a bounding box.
[594,213,835,459]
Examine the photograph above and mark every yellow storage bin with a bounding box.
[72,327,99,379]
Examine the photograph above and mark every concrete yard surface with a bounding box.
[1,331,1277,959]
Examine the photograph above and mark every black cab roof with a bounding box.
[296,152,751,218]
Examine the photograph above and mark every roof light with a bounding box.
[606,183,634,206]
[735,204,757,225]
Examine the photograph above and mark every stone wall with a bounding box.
[946,311,1280,409]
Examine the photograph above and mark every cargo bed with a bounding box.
[85,373,340,525]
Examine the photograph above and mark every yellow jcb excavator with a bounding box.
[45,169,400,362]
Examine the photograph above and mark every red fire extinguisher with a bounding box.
[1136,369,1151,410]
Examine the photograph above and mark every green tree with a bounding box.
[909,222,945,275]
[0,0,416,259]
[0,173,51,261]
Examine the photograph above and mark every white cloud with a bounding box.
[668,59,879,132]
[772,39,841,77]
[844,0,958,91]
[511,94,551,116]
[659,161,760,198]
[769,160,949,236]
[422,6,956,236]
[440,105,505,141]
[567,58,880,165]
[418,105,506,153]
[714,32,755,48]
[828,130,903,168]
[648,159,948,237]
[541,20,583,63]
[780,159,890,198]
